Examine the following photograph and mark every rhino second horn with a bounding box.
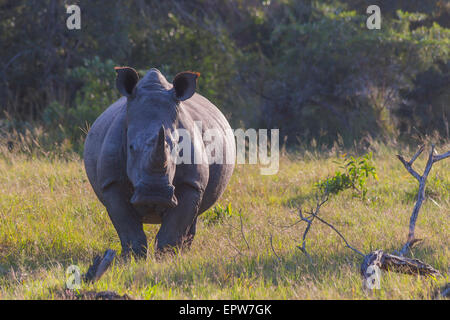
[150,126,168,172]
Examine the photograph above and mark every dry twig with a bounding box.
[269,234,282,262]
[292,190,365,261]
[238,209,250,250]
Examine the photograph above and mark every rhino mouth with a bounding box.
[130,183,178,212]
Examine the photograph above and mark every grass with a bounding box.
[0,143,448,299]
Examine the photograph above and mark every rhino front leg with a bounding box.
[155,184,202,255]
[103,184,148,258]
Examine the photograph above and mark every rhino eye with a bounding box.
[129,144,134,151]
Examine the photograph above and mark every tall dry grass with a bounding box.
[0,142,448,299]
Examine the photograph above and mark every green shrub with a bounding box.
[315,152,378,198]
[41,57,119,153]
[201,203,235,226]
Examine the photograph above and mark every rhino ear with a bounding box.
[172,71,200,101]
[115,67,139,98]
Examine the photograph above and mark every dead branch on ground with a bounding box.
[360,249,440,280]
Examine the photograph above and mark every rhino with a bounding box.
[83,67,235,257]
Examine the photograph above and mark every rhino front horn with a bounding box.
[150,125,168,172]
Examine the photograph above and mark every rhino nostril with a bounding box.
[130,194,139,205]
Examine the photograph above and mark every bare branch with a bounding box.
[239,209,250,250]
[295,190,364,261]
[308,210,365,257]
[396,155,421,181]
[267,218,304,230]
[396,145,426,182]
[433,150,450,163]
[398,144,450,255]
[410,144,425,163]
[269,234,282,262]
[422,144,435,179]
[297,208,315,263]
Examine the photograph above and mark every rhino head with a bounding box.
[114,67,199,215]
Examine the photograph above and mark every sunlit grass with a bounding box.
[0,143,448,299]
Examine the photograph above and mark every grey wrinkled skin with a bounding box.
[83,68,235,257]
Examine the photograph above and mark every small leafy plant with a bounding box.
[201,203,235,226]
[315,152,378,198]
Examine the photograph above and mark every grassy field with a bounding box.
[0,143,448,299]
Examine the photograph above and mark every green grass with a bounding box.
[0,143,448,299]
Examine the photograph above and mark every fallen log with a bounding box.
[361,249,441,280]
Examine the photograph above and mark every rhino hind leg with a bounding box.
[155,185,201,255]
[103,184,148,258]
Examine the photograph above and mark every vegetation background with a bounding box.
[0,0,448,299]
[1,0,449,153]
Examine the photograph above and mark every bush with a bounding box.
[249,3,450,146]
[41,57,119,153]
[201,203,235,226]
[316,152,378,198]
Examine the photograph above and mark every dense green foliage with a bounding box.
[1,1,449,152]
